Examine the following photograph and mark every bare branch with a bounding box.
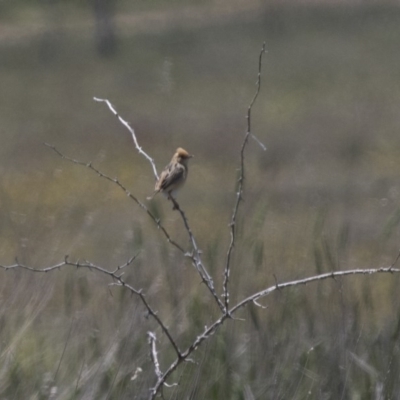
[148,265,400,399]
[251,132,267,151]
[0,257,182,359]
[90,98,224,311]
[2,258,400,399]
[44,143,186,256]
[93,97,159,180]
[148,332,163,380]
[230,266,400,315]
[112,253,140,274]
[46,142,223,312]
[390,248,400,269]
[223,42,267,312]
[148,332,179,394]
[253,299,267,309]
[170,198,225,312]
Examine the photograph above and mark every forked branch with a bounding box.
[92,99,222,311]
[0,256,182,359]
[44,143,185,255]
[223,42,267,311]
[148,264,400,399]
[2,258,398,399]
[45,142,224,310]
[4,39,394,400]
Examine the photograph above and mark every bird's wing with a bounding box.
[156,162,186,192]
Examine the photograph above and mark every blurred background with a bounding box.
[1,0,400,398]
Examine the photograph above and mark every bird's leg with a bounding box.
[169,195,179,211]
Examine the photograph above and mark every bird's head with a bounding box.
[174,147,193,164]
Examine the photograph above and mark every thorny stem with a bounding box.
[148,332,163,380]
[44,143,186,256]
[3,258,398,398]
[148,265,400,399]
[1,39,397,400]
[223,42,267,312]
[0,256,182,359]
[91,99,222,311]
[170,198,225,312]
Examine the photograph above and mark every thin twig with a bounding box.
[92,98,223,311]
[148,331,178,390]
[170,198,225,312]
[390,248,400,269]
[0,257,182,359]
[223,42,267,312]
[46,142,223,312]
[230,266,400,314]
[148,332,163,380]
[44,143,186,255]
[2,261,400,398]
[148,265,400,399]
[93,97,159,180]
[253,299,267,309]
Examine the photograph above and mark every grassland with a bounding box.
[1,3,400,399]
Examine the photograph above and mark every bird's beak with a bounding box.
[189,154,194,158]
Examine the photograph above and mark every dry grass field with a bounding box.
[1,2,400,399]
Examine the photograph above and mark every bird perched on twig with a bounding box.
[147,147,193,203]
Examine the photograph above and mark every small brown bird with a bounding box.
[147,147,193,201]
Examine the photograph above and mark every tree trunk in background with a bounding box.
[93,0,117,57]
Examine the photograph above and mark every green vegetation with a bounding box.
[1,2,400,398]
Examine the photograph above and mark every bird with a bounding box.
[147,147,193,203]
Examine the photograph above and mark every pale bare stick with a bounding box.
[44,143,185,255]
[0,255,182,359]
[93,97,159,180]
[45,142,223,312]
[148,265,400,399]
[148,332,178,397]
[90,99,223,311]
[223,42,267,312]
[148,332,163,381]
[2,256,400,397]
[170,198,225,312]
